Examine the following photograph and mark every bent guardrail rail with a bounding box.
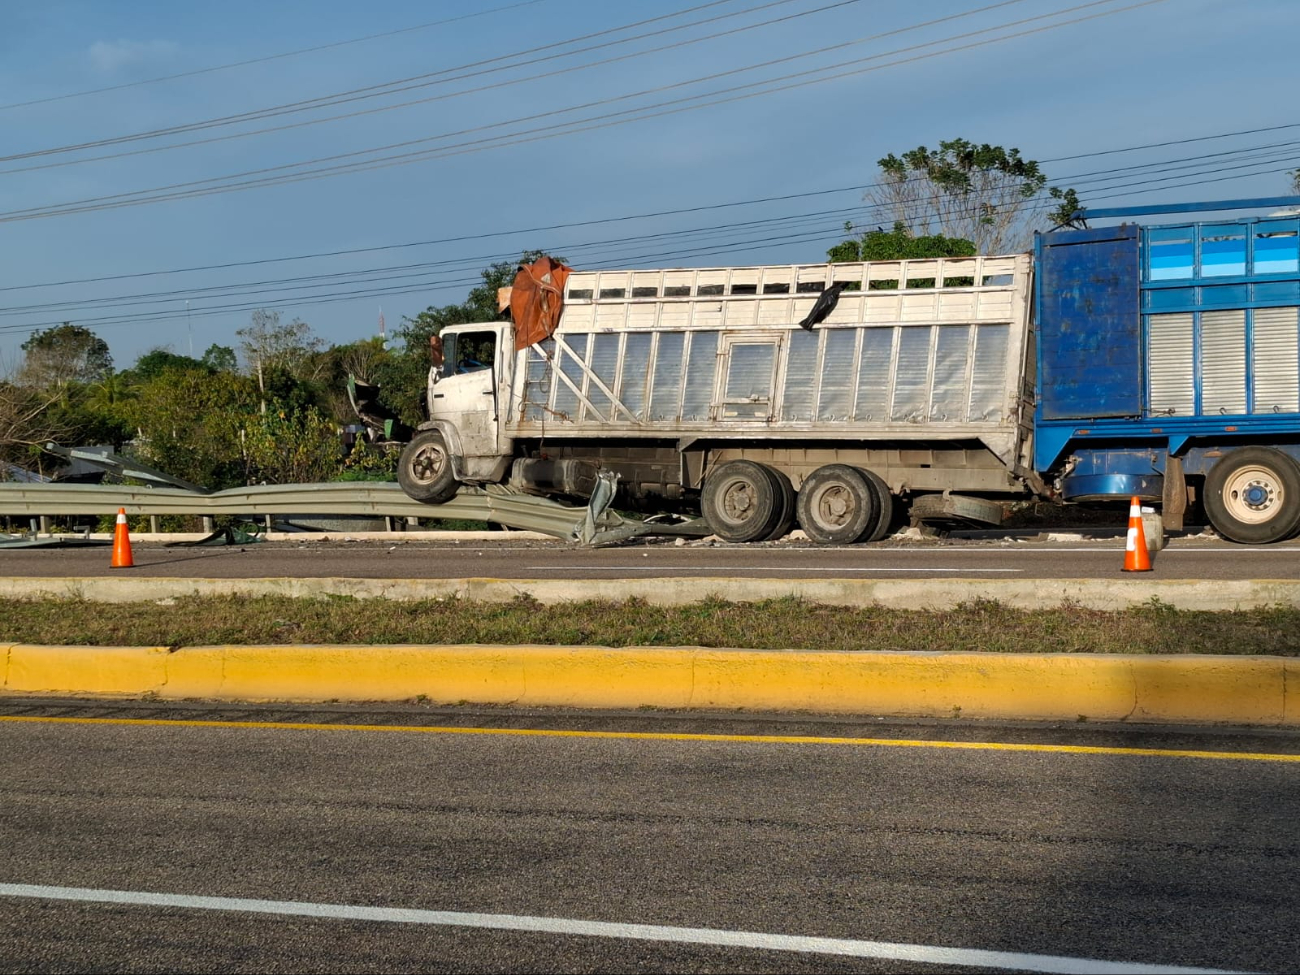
[0,481,711,546]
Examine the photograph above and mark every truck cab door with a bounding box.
[430,327,506,462]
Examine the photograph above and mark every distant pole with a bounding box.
[378,304,386,348]
[186,300,193,357]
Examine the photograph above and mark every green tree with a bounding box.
[200,344,238,373]
[132,348,207,381]
[829,220,977,263]
[867,138,1069,253]
[1290,169,1300,196]
[237,310,325,409]
[20,324,113,387]
[129,367,259,489]
[241,406,344,484]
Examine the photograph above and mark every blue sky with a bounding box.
[1,0,1297,369]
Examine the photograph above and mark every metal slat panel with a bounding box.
[854,327,894,421]
[649,332,685,421]
[781,328,819,421]
[863,294,901,323]
[626,304,657,328]
[817,329,857,421]
[890,326,933,422]
[723,299,757,327]
[722,341,777,419]
[929,325,971,421]
[900,293,939,322]
[1253,306,1300,413]
[552,334,588,423]
[586,332,621,421]
[1147,313,1195,416]
[681,331,718,421]
[967,324,1009,422]
[1200,309,1247,415]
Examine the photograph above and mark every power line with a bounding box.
[0,0,548,113]
[7,150,1295,336]
[0,0,1156,224]
[7,115,1294,306]
[0,0,770,161]
[0,0,877,178]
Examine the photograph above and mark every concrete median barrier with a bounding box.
[3,643,1297,727]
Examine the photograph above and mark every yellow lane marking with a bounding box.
[2,714,1299,763]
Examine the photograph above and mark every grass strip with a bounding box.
[1,594,1299,655]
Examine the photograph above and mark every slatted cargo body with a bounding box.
[1144,217,1300,418]
[504,256,1033,471]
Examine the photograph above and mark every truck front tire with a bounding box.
[1204,447,1300,544]
[702,461,784,543]
[796,464,879,545]
[397,430,460,504]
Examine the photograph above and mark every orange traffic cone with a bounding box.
[1122,496,1151,572]
[110,507,134,569]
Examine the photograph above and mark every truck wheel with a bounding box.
[857,467,895,542]
[796,464,879,545]
[1204,447,1300,544]
[763,467,797,541]
[397,430,459,504]
[702,461,783,543]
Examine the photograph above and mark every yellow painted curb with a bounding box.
[2,644,1296,727]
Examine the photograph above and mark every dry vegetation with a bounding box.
[1,594,1296,656]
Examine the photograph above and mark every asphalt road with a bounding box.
[4,532,1300,580]
[1,701,1297,973]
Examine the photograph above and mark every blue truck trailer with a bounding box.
[1036,196,1300,542]
[394,196,1300,544]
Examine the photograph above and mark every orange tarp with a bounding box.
[509,256,572,350]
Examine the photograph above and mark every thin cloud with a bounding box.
[88,39,180,74]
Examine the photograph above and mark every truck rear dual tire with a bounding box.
[397,430,460,504]
[1204,447,1300,544]
[701,461,793,543]
[796,464,893,545]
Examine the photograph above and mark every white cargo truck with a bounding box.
[397,254,1038,543]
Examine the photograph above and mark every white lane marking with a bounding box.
[0,883,1242,974]
[528,566,1023,573]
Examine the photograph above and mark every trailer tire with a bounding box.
[397,430,459,504]
[702,460,783,543]
[857,467,895,543]
[1204,447,1300,544]
[796,464,879,545]
[763,467,797,541]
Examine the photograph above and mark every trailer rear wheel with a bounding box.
[762,467,797,541]
[1204,447,1300,544]
[397,430,459,504]
[702,460,784,543]
[796,464,879,545]
[857,467,895,542]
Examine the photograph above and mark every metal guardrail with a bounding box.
[0,481,713,545]
[0,482,590,540]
